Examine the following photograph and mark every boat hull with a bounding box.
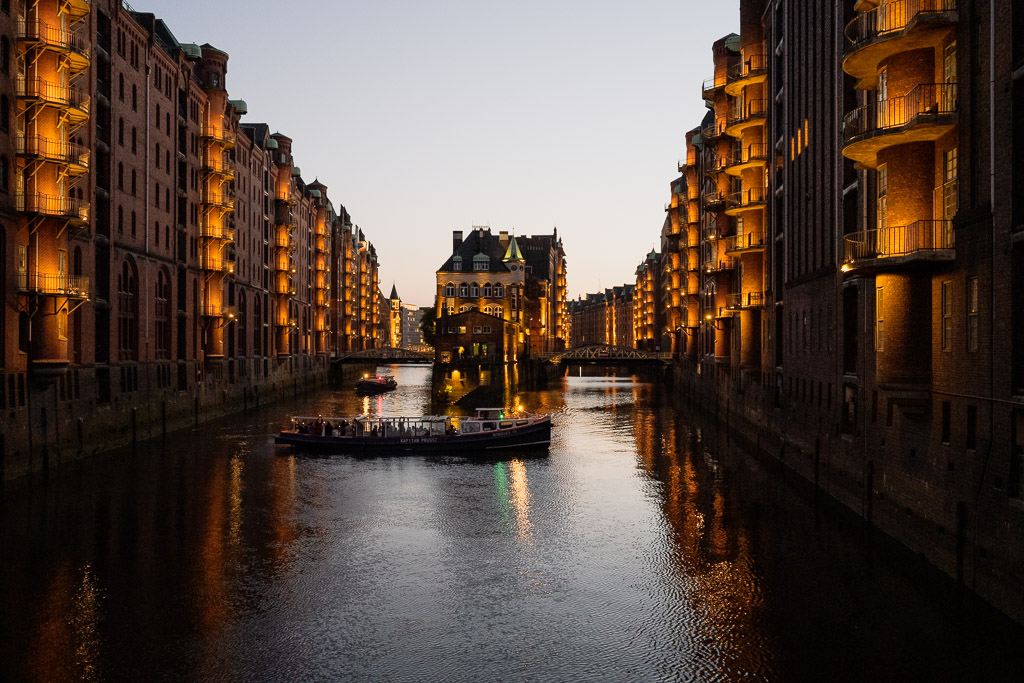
[275,418,551,455]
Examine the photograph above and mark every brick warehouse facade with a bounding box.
[0,0,384,480]
[638,0,1024,623]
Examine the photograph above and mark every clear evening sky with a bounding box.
[142,0,739,306]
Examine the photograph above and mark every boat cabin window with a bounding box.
[516,419,528,426]
[482,421,497,431]
[462,421,481,433]
[499,421,513,429]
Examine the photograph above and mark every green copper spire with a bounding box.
[502,235,524,262]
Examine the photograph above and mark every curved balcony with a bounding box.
[725,187,767,216]
[844,0,958,86]
[724,143,769,176]
[275,235,295,251]
[202,160,235,180]
[677,154,696,173]
[16,20,90,73]
[724,232,767,254]
[200,304,236,319]
[702,75,727,101]
[200,254,236,275]
[66,0,91,22]
[15,77,90,123]
[16,135,90,174]
[704,256,735,273]
[275,201,297,227]
[17,192,89,223]
[315,235,328,254]
[16,271,89,298]
[273,278,295,296]
[725,99,768,137]
[725,291,765,310]
[842,220,954,271]
[843,83,957,168]
[724,53,768,96]
[701,121,725,142]
[202,126,236,148]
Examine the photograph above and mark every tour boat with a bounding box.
[274,408,552,454]
[355,373,398,394]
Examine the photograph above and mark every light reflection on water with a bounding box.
[0,366,1022,681]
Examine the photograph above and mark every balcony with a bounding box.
[202,160,235,180]
[202,126,236,147]
[677,154,696,173]
[200,254,236,275]
[16,20,90,73]
[725,292,765,310]
[725,187,767,215]
[842,219,954,270]
[203,192,234,210]
[844,0,958,86]
[843,83,957,168]
[701,120,725,142]
[724,232,767,254]
[702,75,727,101]
[275,201,297,227]
[724,52,768,96]
[315,235,328,253]
[200,304,236,318]
[724,143,769,176]
[16,271,90,298]
[725,99,768,137]
[17,192,89,223]
[200,223,235,241]
[704,152,728,177]
[15,135,90,174]
[704,257,735,273]
[15,77,90,123]
[275,235,295,250]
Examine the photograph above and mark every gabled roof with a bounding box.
[437,228,513,274]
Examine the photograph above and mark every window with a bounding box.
[941,280,952,352]
[494,306,503,319]
[118,162,124,189]
[119,117,124,146]
[482,326,491,334]
[132,84,137,111]
[131,127,137,154]
[495,285,504,298]
[474,260,488,271]
[483,283,492,298]
[473,326,482,334]
[452,256,462,271]
[444,283,455,297]
[0,155,6,192]
[967,277,979,352]
[877,68,889,127]
[876,164,888,231]
[0,37,8,74]
[470,284,478,297]
[875,287,884,351]
[131,170,137,196]
[941,148,958,224]
[459,283,468,297]
[119,73,124,101]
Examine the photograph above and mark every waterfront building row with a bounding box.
[567,285,635,349]
[633,0,1024,623]
[0,0,386,478]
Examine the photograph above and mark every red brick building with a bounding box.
[0,1,383,478]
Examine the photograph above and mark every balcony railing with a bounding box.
[275,235,294,250]
[844,83,958,143]
[725,143,769,170]
[846,0,958,49]
[16,20,90,64]
[200,254,236,274]
[16,271,90,298]
[16,192,90,222]
[701,121,724,141]
[725,292,765,310]
[15,77,90,117]
[200,304,236,318]
[843,220,954,265]
[702,75,727,99]
[202,127,236,146]
[704,152,728,176]
[202,160,235,179]
[725,187,767,212]
[727,52,767,80]
[200,224,235,241]
[704,257,735,273]
[203,192,234,209]
[15,135,90,170]
[724,232,767,253]
[726,99,768,129]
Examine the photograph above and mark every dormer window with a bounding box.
[452,256,463,271]
[474,260,488,271]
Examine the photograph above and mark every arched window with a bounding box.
[119,73,124,101]
[470,284,478,297]
[154,221,160,246]
[484,306,493,316]
[132,84,137,111]
[155,143,160,167]
[494,285,504,298]
[117,205,123,234]
[483,283,492,298]
[0,95,8,132]
[253,296,262,356]
[118,118,124,146]
[444,282,455,298]
[0,155,7,192]
[131,169,136,195]
[494,306,504,319]
[1,37,9,74]
[459,283,468,297]
[131,127,137,154]
[131,211,136,237]
[459,305,469,313]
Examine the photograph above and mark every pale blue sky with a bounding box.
[143,0,739,305]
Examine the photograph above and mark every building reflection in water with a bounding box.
[71,564,103,683]
[630,386,772,676]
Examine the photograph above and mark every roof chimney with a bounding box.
[452,230,463,253]
[499,230,509,245]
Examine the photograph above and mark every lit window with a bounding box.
[967,277,978,352]
[875,287,884,352]
[941,280,952,352]
[876,164,888,231]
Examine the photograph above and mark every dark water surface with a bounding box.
[2,366,1021,682]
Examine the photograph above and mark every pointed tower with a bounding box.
[389,283,402,348]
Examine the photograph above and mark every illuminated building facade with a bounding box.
[634,249,662,350]
[644,0,1024,624]
[568,285,634,348]
[0,1,382,478]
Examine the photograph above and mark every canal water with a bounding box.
[1,365,1021,682]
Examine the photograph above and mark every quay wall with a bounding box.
[673,361,1024,626]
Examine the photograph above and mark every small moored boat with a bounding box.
[275,408,552,454]
[355,373,398,394]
